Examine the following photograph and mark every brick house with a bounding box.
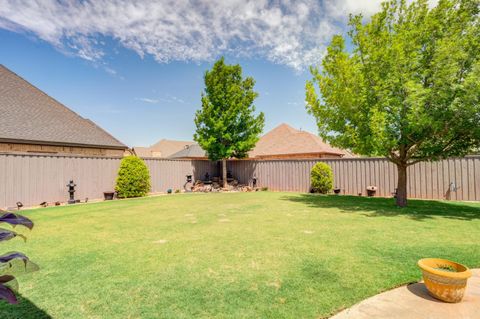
[0,65,127,156]
[248,123,353,159]
[167,123,355,160]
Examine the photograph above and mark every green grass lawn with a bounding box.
[1,192,479,318]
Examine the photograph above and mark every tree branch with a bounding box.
[387,151,401,165]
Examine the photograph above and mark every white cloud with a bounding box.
[0,0,438,70]
[104,67,117,76]
[166,94,185,104]
[325,0,438,19]
[135,94,186,104]
[324,0,381,18]
[135,97,159,104]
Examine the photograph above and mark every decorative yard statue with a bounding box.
[66,180,76,204]
[184,175,193,192]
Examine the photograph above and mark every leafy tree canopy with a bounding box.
[306,0,480,206]
[194,57,265,162]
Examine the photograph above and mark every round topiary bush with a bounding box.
[115,156,151,198]
[310,162,333,194]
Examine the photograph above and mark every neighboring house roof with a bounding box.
[168,144,207,159]
[165,124,353,160]
[133,147,152,158]
[341,149,358,158]
[134,139,193,158]
[138,124,354,160]
[249,123,348,158]
[0,65,127,150]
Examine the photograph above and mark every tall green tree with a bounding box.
[195,57,265,187]
[306,0,480,206]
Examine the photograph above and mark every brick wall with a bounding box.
[0,142,125,157]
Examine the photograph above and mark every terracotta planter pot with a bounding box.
[418,258,472,303]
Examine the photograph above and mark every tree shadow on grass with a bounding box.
[281,194,480,221]
[0,294,51,319]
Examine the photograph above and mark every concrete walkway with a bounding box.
[332,269,480,319]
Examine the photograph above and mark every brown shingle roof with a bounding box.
[0,65,126,149]
[133,147,152,158]
[249,123,348,158]
[136,125,353,160]
[134,139,193,158]
[168,144,206,159]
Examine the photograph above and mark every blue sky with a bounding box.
[0,0,395,147]
[0,29,313,146]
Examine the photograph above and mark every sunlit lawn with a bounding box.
[1,192,479,318]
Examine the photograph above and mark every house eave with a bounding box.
[0,138,128,150]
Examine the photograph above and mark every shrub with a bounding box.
[0,211,38,303]
[115,156,151,198]
[310,162,333,194]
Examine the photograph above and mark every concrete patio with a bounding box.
[332,269,480,319]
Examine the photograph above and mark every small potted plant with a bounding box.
[366,185,377,197]
[103,191,115,200]
[418,258,472,303]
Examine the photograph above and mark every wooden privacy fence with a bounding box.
[0,153,216,209]
[227,156,480,201]
[0,153,479,208]
[144,158,217,193]
[0,153,121,209]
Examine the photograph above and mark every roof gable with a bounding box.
[140,124,351,159]
[134,139,193,158]
[249,123,346,157]
[168,144,206,159]
[0,65,126,149]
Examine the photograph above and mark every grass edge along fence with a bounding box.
[227,156,480,201]
[0,153,479,208]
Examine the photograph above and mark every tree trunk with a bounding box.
[222,158,227,188]
[396,164,408,207]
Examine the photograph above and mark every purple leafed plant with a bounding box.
[0,210,38,304]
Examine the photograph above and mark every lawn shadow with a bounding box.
[281,194,480,221]
[0,294,51,319]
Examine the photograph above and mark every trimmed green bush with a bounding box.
[115,156,151,198]
[310,162,333,194]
